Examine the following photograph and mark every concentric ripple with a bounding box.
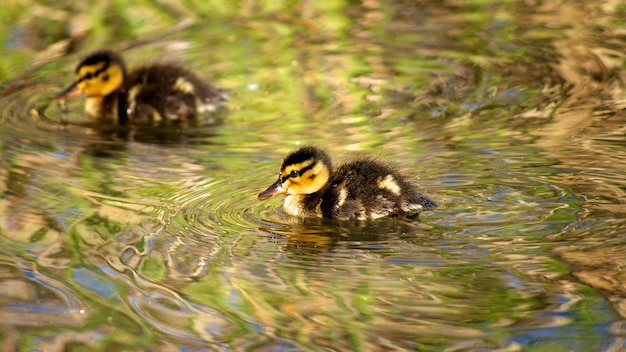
[0,47,616,350]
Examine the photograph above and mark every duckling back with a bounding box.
[126,63,228,122]
[321,159,437,220]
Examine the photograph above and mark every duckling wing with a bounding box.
[183,73,229,111]
[163,65,228,112]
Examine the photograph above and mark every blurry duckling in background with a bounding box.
[56,50,228,123]
[258,146,437,221]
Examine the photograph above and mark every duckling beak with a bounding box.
[257,179,286,200]
[55,81,83,100]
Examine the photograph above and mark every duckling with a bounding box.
[258,146,437,220]
[56,50,227,122]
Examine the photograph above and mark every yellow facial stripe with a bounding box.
[280,158,315,181]
[304,161,325,178]
[75,62,124,97]
[77,62,107,81]
[281,158,330,195]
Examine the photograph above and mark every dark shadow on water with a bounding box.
[47,108,230,157]
[260,215,439,257]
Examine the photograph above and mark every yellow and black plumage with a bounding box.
[57,50,227,122]
[258,146,437,220]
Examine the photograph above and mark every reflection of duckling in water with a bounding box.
[57,50,228,123]
[258,146,437,220]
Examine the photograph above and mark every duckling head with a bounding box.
[57,50,127,100]
[258,146,332,200]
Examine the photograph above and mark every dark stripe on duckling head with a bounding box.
[297,160,316,176]
[76,62,110,84]
[280,159,314,183]
[76,50,127,76]
[281,146,332,171]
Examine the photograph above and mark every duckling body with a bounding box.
[258,146,437,220]
[57,50,227,122]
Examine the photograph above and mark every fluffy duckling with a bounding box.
[258,146,437,220]
[56,50,227,122]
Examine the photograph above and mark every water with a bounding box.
[2,1,626,351]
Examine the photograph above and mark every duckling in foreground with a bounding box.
[56,50,228,122]
[258,146,437,220]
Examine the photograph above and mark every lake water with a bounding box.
[2,1,626,351]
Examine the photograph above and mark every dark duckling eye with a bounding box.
[290,170,299,178]
[84,72,94,80]
[102,74,109,82]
